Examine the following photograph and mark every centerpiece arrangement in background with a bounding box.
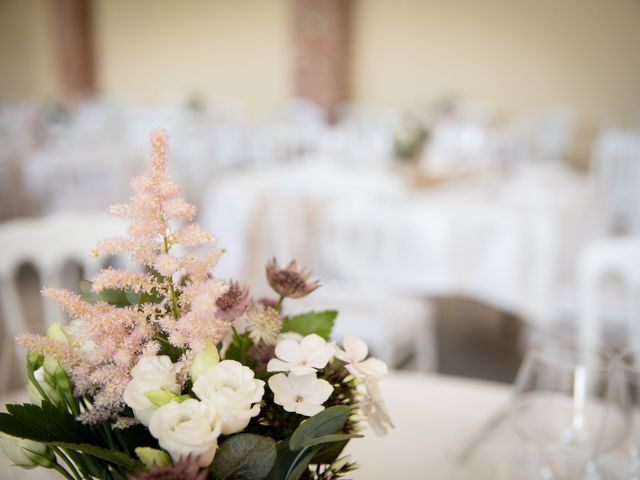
[0,130,391,480]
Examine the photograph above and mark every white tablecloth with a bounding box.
[200,161,600,323]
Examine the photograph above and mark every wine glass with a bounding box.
[510,340,629,480]
[597,348,640,479]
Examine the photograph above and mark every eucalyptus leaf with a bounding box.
[281,310,337,341]
[289,406,350,451]
[266,441,320,480]
[299,433,362,447]
[210,434,276,480]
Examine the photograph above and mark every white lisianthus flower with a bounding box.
[192,360,265,434]
[149,399,222,467]
[268,373,333,416]
[267,334,333,376]
[335,336,388,380]
[0,434,54,469]
[360,379,394,436]
[123,355,180,426]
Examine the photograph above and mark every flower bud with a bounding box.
[0,434,55,469]
[47,323,70,344]
[27,367,62,407]
[26,352,44,373]
[135,447,172,469]
[190,338,219,383]
[144,390,183,407]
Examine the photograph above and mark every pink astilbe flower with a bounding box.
[92,268,156,293]
[16,334,80,371]
[154,253,180,277]
[182,248,224,282]
[172,224,213,248]
[42,288,91,319]
[20,130,234,424]
[164,197,197,221]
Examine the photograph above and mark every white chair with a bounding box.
[577,237,640,354]
[591,129,640,234]
[313,200,438,372]
[0,212,127,392]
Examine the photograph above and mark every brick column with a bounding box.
[292,0,352,122]
[50,0,95,98]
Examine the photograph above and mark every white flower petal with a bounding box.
[289,365,318,376]
[343,336,368,362]
[302,377,333,404]
[274,339,302,363]
[296,402,325,417]
[357,358,388,378]
[267,358,292,373]
[268,373,295,402]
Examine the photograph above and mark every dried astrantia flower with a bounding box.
[266,259,320,299]
[127,458,208,480]
[216,281,250,322]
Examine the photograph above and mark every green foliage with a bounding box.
[265,406,353,480]
[0,402,144,473]
[288,406,350,451]
[52,442,143,471]
[79,280,161,307]
[0,402,101,445]
[224,329,252,364]
[266,441,321,480]
[281,311,337,341]
[210,434,276,480]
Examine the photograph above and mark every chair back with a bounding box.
[0,212,126,391]
[578,237,640,353]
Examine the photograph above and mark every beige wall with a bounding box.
[352,0,640,129]
[0,0,60,100]
[92,0,291,114]
[1,0,639,132]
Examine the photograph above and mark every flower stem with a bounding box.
[53,447,83,480]
[52,462,77,480]
[276,295,284,313]
[162,236,180,319]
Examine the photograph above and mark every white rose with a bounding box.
[148,399,222,467]
[192,360,265,434]
[123,355,180,426]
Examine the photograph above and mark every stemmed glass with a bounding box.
[510,340,629,479]
[597,348,640,479]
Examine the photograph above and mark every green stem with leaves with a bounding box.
[162,236,180,319]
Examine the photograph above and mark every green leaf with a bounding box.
[78,280,99,303]
[289,406,350,451]
[0,402,101,446]
[78,280,138,307]
[299,433,362,447]
[53,442,143,471]
[281,310,337,341]
[310,439,350,465]
[266,441,321,480]
[210,434,276,480]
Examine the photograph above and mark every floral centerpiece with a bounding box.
[0,130,392,480]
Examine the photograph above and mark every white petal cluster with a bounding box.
[123,355,180,426]
[267,333,333,375]
[149,399,222,468]
[193,360,265,434]
[267,334,334,417]
[334,336,388,380]
[268,373,333,417]
[335,336,393,435]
